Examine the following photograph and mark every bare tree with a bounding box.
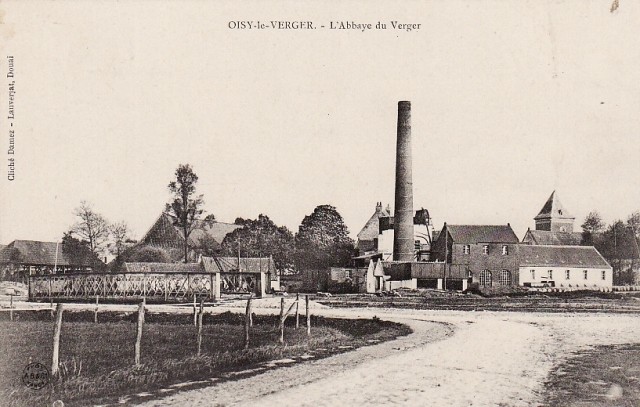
[109,221,131,258]
[70,201,110,256]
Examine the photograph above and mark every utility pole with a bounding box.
[443,223,447,291]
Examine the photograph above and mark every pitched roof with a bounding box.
[200,256,275,273]
[445,225,519,244]
[124,262,204,273]
[518,245,610,268]
[523,230,583,246]
[0,240,92,267]
[142,213,242,247]
[534,191,574,221]
[357,202,390,243]
[189,221,242,246]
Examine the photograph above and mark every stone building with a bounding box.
[518,245,612,289]
[522,191,639,285]
[431,224,521,288]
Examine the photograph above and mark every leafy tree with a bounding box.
[581,210,605,245]
[582,211,605,233]
[110,245,174,271]
[195,234,221,257]
[166,164,205,262]
[69,201,110,256]
[221,214,295,273]
[61,232,105,271]
[593,221,638,285]
[294,205,355,271]
[203,213,217,226]
[627,211,640,239]
[125,246,172,263]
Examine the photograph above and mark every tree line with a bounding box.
[63,164,355,273]
[581,209,640,284]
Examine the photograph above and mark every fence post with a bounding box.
[164,278,168,302]
[295,293,300,329]
[279,297,285,344]
[9,294,13,321]
[134,300,145,366]
[51,303,64,376]
[210,274,214,301]
[193,294,197,326]
[244,295,252,349]
[197,299,204,356]
[306,295,310,336]
[94,295,99,323]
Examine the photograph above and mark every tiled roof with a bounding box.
[124,262,204,273]
[0,240,91,266]
[518,245,610,268]
[534,191,574,220]
[200,256,275,273]
[446,225,519,244]
[523,230,583,246]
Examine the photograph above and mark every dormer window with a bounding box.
[483,245,489,255]
[463,245,470,255]
[502,245,509,255]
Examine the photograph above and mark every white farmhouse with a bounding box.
[518,245,612,289]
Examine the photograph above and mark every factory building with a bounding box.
[343,102,614,293]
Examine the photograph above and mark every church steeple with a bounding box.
[534,191,575,232]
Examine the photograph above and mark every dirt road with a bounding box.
[133,307,640,407]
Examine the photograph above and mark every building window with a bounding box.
[583,270,588,280]
[499,270,512,286]
[601,270,606,280]
[565,270,570,280]
[531,269,535,280]
[483,245,489,255]
[480,270,492,287]
[502,245,509,255]
[548,270,553,279]
[463,245,470,254]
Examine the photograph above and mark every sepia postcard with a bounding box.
[1,1,640,406]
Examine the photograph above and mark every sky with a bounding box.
[1,0,639,244]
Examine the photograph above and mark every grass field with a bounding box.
[544,343,640,406]
[0,310,411,407]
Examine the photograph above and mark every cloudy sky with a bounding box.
[1,0,639,244]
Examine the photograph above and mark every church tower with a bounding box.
[534,191,575,232]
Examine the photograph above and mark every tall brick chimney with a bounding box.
[393,101,415,261]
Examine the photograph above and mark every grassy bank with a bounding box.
[0,310,411,407]
[544,343,640,406]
